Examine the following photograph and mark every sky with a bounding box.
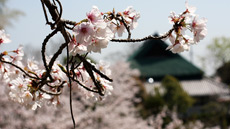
[2,0,230,75]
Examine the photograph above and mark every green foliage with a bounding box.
[140,87,165,118]
[208,37,230,64]
[139,75,194,118]
[0,0,24,29]
[217,61,230,85]
[198,102,229,128]
[161,75,194,112]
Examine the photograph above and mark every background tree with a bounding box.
[139,75,194,119]
[207,37,230,84]
[0,61,218,129]
[208,37,230,65]
[0,0,23,29]
[217,62,230,85]
[161,75,194,112]
[0,1,208,128]
[199,101,228,129]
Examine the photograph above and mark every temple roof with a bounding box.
[145,78,230,97]
[128,34,203,81]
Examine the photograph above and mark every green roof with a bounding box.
[128,34,203,81]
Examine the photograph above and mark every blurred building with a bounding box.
[128,34,230,102]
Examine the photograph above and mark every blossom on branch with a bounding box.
[122,6,140,30]
[0,30,11,44]
[166,2,207,53]
[0,1,207,115]
[73,22,95,46]
[191,16,208,43]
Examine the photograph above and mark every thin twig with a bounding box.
[0,60,38,79]
[120,16,131,39]
[43,0,59,22]
[76,54,112,82]
[72,78,99,94]
[45,81,66,89]
[77,55,105,96]
[40,0,52,25]
[65,20,77,26]
[66,39,76,128]
[111,28,174,42]
[41,28,59,80]
[91,65,113,82]
[53,0,62,25]
[40,88,62,95]
[48,42,68,70]
[57,22,76,128]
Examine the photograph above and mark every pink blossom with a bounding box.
[87,6,107,29]
[87,26,113,53]
[123,6,140,30]
[0,30,11,44]
[165,2,207,53]
[69,38,87,55]
[167,43,189,53]
[11,45,24,67]
[9,77,31,104]
[22,91,33,104]
[191,16,207,43]
[96,60,111,76]
[168,11,180,24]
[185,1,196,15]
[115,23,126,37]
[73,22,95,45]
[27,58,39,71]
[87,38,109,53]
[87,6,103,24]
[166,35,190,53]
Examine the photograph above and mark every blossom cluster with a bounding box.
[0,29,11,44]
[71,60,113,100]
[69,6,140,54]
[166,2,207,53]
[0,2,207,111]
[0,61,224,129]
[0,30,113,109]
[0,45,64,109]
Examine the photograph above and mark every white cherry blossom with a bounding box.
[87,6,102,24]
[123,6,140,30]
[87,38,109,53]
[185,1,196,15]
[69,38,87,55]
[167,42,190,53]
[191,16,208,43]
[73,22,95,46]
[0,30,11,44]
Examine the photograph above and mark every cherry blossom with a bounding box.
[0,2,208,123]
[167,42,190,53]
[191,16,208,43]
[73,22,95,46]
[122,6,140,30]
[87,6,102,23]
[0,29,11,44]
[114,23,126,37]
[185,1,196,16]
[87,6,107,29]
[87,38,109,53]
[165,2,207,53]
[0,2,211,128]
[69,37,87,55]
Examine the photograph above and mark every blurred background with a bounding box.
[0,0,230,128]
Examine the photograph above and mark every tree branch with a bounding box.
[41,28,59,81]
[0,59,39,79]
[111,28,174,42]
